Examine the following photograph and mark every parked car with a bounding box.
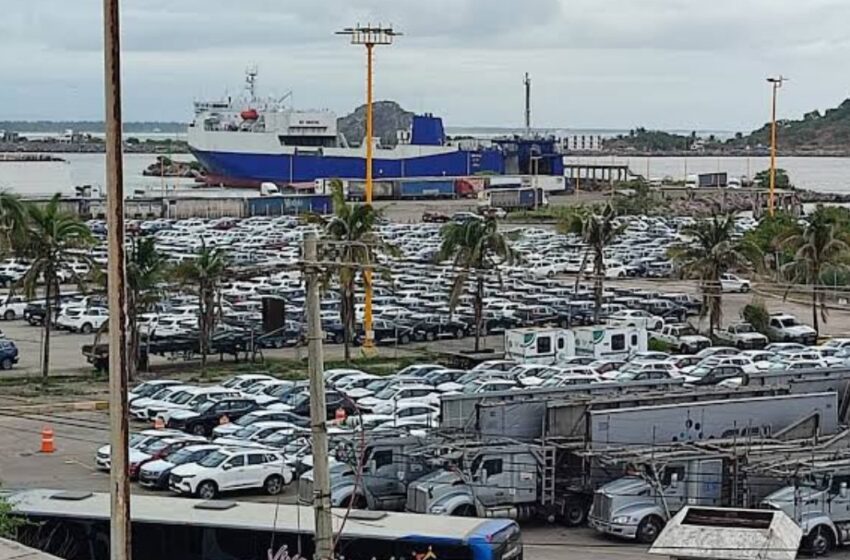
[0,339,19,369]
[169,448,293,499]
[766,313,818,345]
[138,444,221,490]
[167,398,260,436]
[714,323,769,349]
[720,273,751,293]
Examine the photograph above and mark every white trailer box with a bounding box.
[573,326,647,360]
[504,328,575,365]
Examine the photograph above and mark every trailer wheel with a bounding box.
[636,516,663,544]
[562,503,588,527]
[806,526,835,556]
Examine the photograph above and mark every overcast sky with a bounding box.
[2,0,850,131]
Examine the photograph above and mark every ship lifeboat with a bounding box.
[241,108,259,121]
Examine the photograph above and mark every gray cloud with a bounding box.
[0,0,848,129]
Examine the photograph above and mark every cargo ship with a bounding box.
[187,70,564,188]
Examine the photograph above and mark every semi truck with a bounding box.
[479,187,548,210]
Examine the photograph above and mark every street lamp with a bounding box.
[766,76,787,216]
[337,24,400,351]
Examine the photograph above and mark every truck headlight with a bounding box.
[612,516,632,524]
[430,506,446,514]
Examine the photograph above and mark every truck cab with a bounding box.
[761,474,850,556]
[590,459,724,544]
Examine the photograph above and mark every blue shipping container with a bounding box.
[397,180,455,199]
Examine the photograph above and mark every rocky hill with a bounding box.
[337,101,414,147]
[730,99,850,153]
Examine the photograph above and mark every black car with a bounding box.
[24,303,47,326]
[687,365,745,386]
[287,389,358,419]
[169,398,260,436]
[137,445,219,490]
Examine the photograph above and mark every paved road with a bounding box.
[0,410,652,560]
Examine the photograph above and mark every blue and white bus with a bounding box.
[11,490,522,560]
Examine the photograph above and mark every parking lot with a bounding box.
[0,409,651,560]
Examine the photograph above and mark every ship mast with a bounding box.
[245,66,258,102]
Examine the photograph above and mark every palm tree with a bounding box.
[438,217,515,352]
[0,192,25,253]
[560,204,624,323]
[324,180,381,362]
[127,237,169,376]
[780,207,850,336]
[20,195,93,384]
[669,214,759,337]
[172,244,228,376]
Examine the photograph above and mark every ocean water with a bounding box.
[0,152,848,197]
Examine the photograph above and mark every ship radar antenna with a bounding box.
[245,65,259,102]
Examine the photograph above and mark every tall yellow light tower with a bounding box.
[766,76,787,216]
[337,24,400,350]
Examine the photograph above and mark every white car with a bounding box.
[355,402,440,430]
[94,429,184,470]
[56,306,109,333]
[169,447,293,499]
[127,379,182,404]
[720,273,751,293]
[212,421,304,447]
[608,310,664,331]
[152,387,241,424]
[605,361,680,381]
[0,295,28,320]
[212,409,302,438]
[129,385,194,421]
[356,384,438,412]
[767,314,817,345]
[220,374,277,392]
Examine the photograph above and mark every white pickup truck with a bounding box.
[650,323,711,354]
[714,322,769,349]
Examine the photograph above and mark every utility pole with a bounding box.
[304,233,333,560]
[767,76,787,216]
[337,24,400,351]
[103,1,131,560]
[524,73,532,136]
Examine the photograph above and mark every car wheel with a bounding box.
[455,328,464,339]
[81,323,93,334]
[3,310,13,321]
[805,526,834,556]
[333,333,344,344]
[1,358,12,370]
[191,424,207,436]
[264,475,285,495]
[636,515,664,544]
[196,481,218,500]
[741,284,750,293]
[425,331,436,342]
[274,339,284,349]
[400,334,411,345]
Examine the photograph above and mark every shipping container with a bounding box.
[396,180,455,199]
[165,197,246,219]
[698,172,728,188]
[483,187,548,210]
[247,195,332,217]
[347,180,395,201]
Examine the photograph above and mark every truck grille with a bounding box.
[592,493,611,520]
[407,486,429,513]
[298,478,313,504]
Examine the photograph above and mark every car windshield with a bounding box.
[129,434,146,447]
[265,384,289,396]
[780,318,799,327]
[616,371,637,381]
[735,325,754,333]
[365,379,389,391]
[234,425,262,438]
[374,387,397,400]
[196,401,216,414]
[171,392,194,405]
[462,382,484,394]
[678,326,697,336]
[290,393,309,407]
[689,366,712,378]
[167,447,198,464]
[140,439,168,453]
[235,413,259,426]
[198,451,228,468]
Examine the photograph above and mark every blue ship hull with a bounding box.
[192,149,506,186]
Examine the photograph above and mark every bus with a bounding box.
[11,490,522,560]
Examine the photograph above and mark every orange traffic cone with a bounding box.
[41,426,55,453]
[153,417,165,430]
[335,408,347,423]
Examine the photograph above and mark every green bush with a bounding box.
[742,299,770,335]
